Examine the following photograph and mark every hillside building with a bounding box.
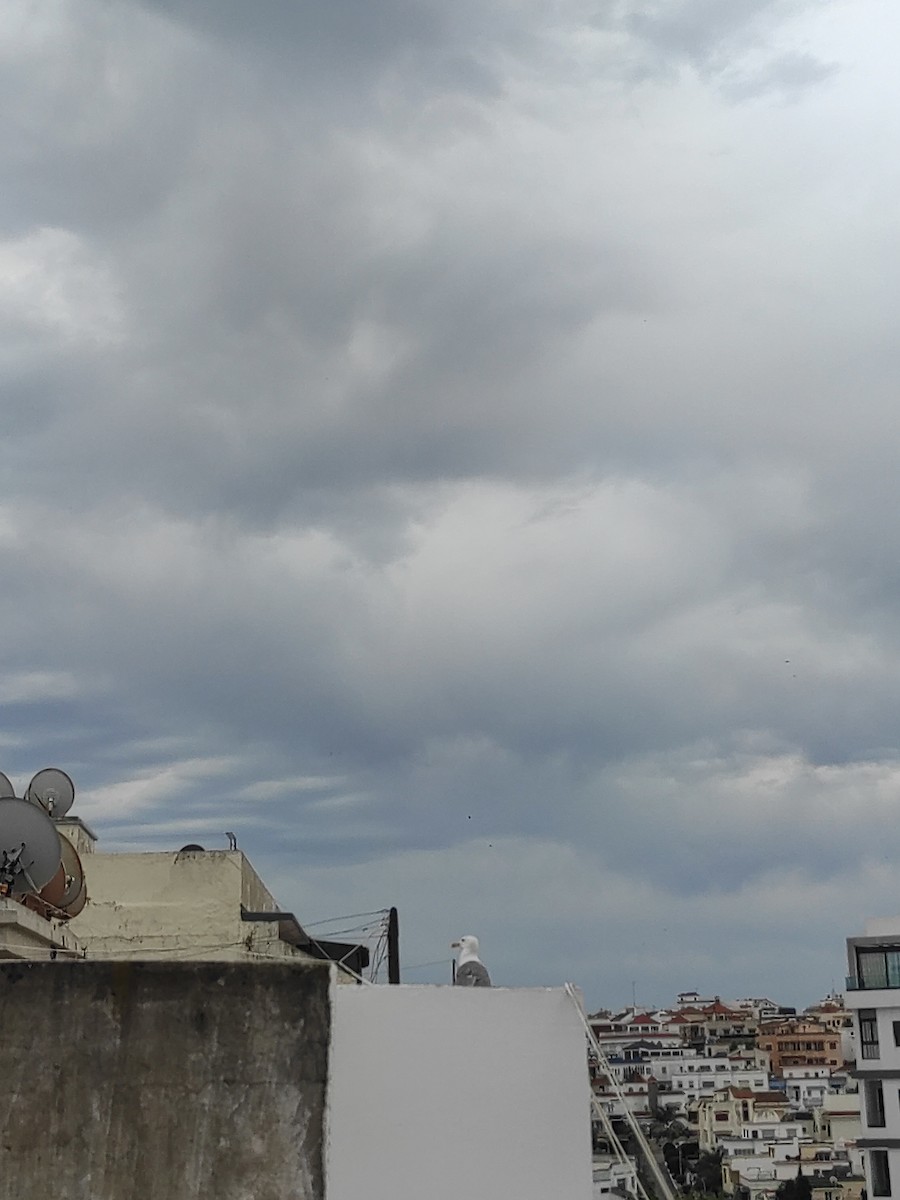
[758,1018,845,1075]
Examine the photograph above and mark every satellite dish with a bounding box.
[57,836,85,909]
[0,773,14,799]
[25,768,75,818]
[0,798,63,894]
[61,877,87,917]
[38,863,68,908]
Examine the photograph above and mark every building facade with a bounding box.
[758,1018,845,1075]
[845,918,900,1200]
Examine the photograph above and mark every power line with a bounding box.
[305,909,390,928]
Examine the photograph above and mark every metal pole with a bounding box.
[387,906,400,984]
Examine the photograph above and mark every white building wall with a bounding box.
[592,1155,639,1197]
[327,985,593,1200]
[846,921,900,1200]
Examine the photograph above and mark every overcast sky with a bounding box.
[4,0,900,1007]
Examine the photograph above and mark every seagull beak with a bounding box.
[450,940,460,949]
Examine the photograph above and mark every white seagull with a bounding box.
[451,934,492,987]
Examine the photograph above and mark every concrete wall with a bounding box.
[326,984,594,1200]
[68,849,309,963]
[0,897,81,959]
[0,960,331,1200]
[0,964,594,1200]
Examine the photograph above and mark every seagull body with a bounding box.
[451,935,491,987]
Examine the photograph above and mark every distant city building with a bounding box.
[698,1086,791,1150]
[592,1154,639,1198]
[758,1018,845,1075]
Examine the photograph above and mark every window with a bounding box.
[861,1011,881,1060]
[893,1020,900,1047]
[858,949,900,989]
[870,1149,891,1197]
[866,1080,886,1128]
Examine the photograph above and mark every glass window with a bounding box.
[858,948,900,989]
[861,1011,880,1060]
[860,951,890,989]
[871,1149,891,1197]
[893,1020,900,1047]
[866,1080,886,1128]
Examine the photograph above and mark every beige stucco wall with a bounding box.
[68,850,314,964]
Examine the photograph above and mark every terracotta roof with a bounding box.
[702,1000,741,1016]
[725,1087,788,1102]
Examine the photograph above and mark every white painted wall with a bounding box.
[327,984,593,1200]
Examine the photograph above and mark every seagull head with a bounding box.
[450,934,481,965]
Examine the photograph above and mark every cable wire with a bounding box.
[565,983,675,1200]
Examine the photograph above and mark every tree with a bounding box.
[694,1150,724,1196]
[776,1168,813,1200]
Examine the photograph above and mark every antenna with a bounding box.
[0,773,14,799]
[25,768,75,818]
[0,798,63,895]
[387,906,400,984]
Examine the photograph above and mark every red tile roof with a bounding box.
[702,1000,742,1016]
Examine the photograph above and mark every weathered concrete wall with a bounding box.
[0,960,331,1200]
[68,850,308,963]
[68,850,247,958]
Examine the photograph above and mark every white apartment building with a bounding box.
[721,1141,856,1200]
[591,1072,657,1121]
[783,1065,833,1109]
[653,1052,769,1098]
[592,1154,639,1198]
[813,1090,861,1154]
[845,917,900,1200]
[589,1011,683,1057]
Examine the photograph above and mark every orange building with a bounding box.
[757,1017,844,1075]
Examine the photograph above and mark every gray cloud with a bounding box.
[0,0,898,1005]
